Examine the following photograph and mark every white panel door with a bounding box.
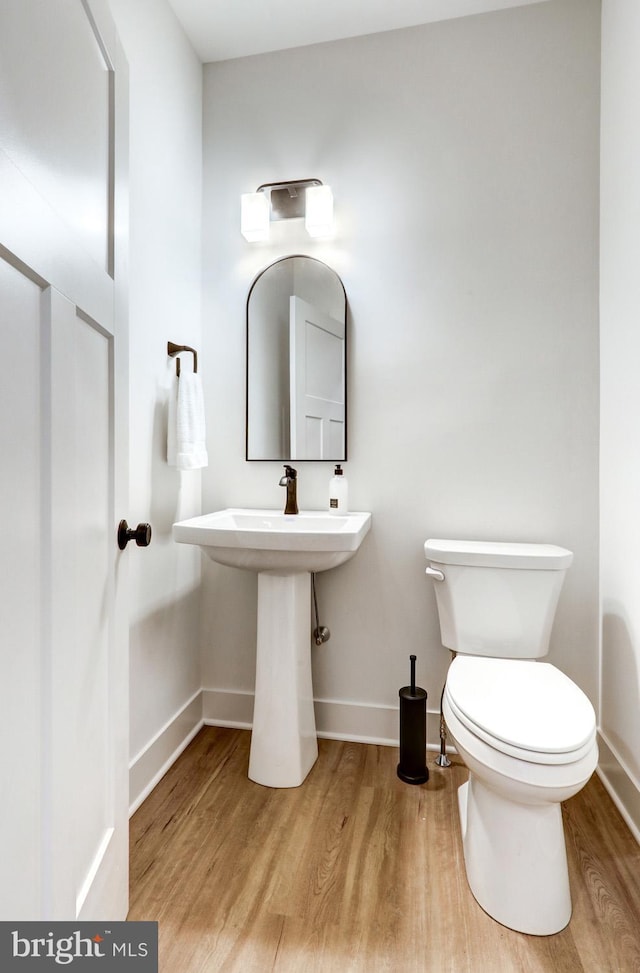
[289,296,345,460]
[0,0,129,920]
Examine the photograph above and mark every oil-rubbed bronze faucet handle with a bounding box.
[279,466,298,515]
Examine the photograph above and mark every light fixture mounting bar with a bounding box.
[256,178,322,221]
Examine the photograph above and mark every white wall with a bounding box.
[108,0,204,808]
[201,0,601,743]
[600,0,640,841]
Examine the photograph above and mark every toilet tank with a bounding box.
[424,539,573,659]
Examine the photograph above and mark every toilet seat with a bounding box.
[446,656,596,766]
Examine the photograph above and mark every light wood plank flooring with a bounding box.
[129,727,640,972]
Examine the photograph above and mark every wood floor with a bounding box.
[129,727,640,973]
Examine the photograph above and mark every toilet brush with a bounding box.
[397,655,428,784]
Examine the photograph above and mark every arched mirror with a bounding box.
[246,256,347,461]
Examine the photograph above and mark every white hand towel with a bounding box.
[168,372,208,470]
[167,379,178,467]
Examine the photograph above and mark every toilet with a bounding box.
[424,538,598,936]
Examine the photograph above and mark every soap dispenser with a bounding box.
[328,464,348,515]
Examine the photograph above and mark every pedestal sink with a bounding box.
[173,508,372,788]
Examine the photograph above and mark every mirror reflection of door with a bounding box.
[246,256,347,461]
[290,296,345,459]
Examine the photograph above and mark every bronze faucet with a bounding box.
[279,465,298,515]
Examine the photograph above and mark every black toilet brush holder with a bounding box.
[397,654,429,784]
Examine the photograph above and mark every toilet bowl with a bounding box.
[443,656,597,935]
[424,538,598,936]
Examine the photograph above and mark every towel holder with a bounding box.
[168,341,198,377]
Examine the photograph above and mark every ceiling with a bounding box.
[166,0,550,63]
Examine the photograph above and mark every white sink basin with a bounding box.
[172,506,372,789]
[173,507,372,573]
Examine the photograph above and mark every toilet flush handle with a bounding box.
[425,566,445,582]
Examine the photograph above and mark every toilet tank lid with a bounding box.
[424,539,573,570]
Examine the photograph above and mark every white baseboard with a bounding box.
[129,690,203,816]
[130,692,639,855]
[129,688,453,815]
[596,730,640,845]
[202,687,254,729]
[202,687,448,751]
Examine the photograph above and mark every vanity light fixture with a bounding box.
[305,184,334,238]
[240,179,334,242]
[240,191,270,242]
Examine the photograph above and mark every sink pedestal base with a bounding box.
[248,571,318,788]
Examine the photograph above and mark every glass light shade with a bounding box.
[305,185,334,238]
[241,192,269,242]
